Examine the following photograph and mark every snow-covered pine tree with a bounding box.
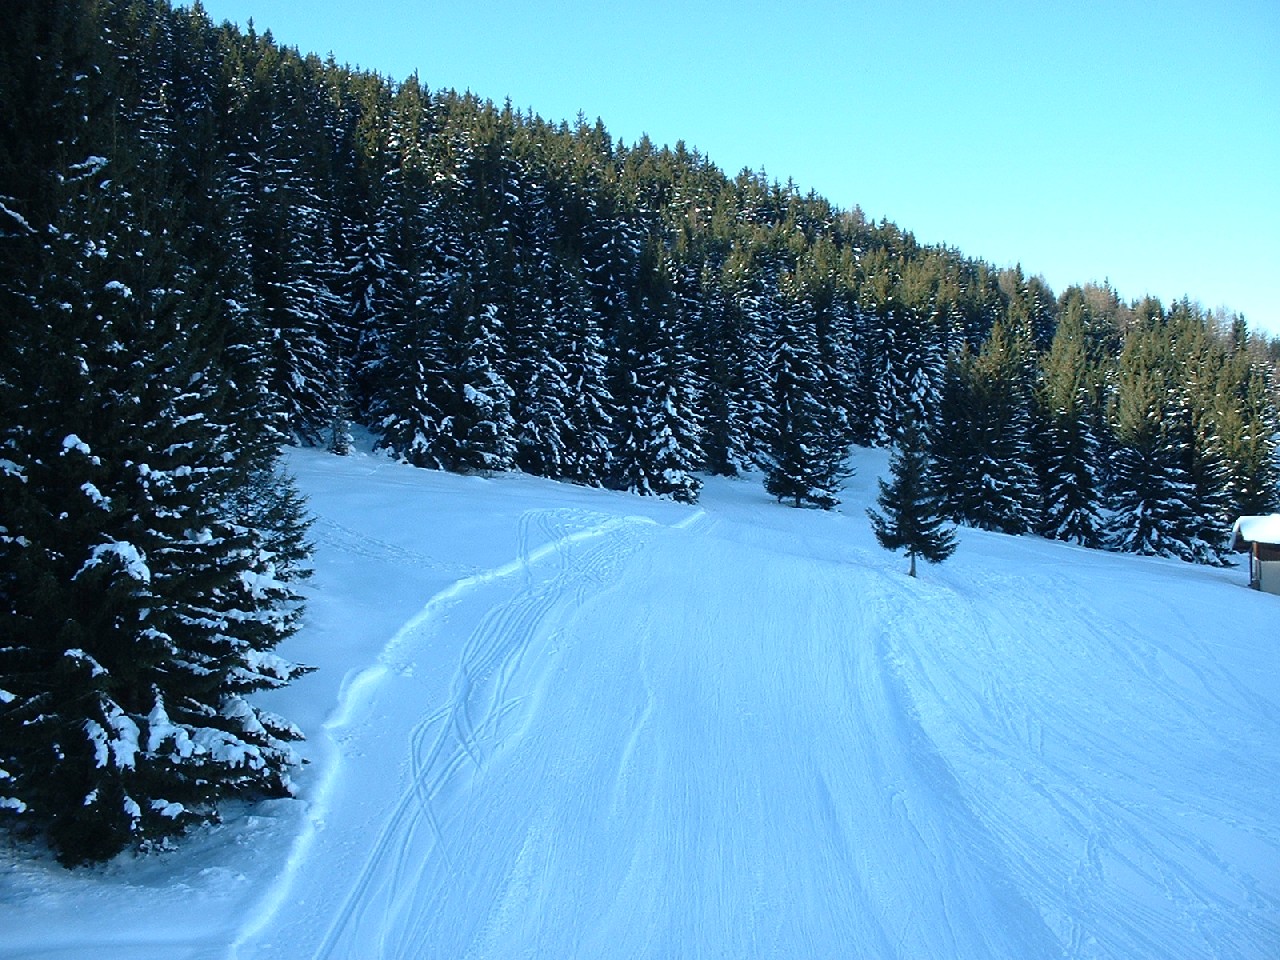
[1163,303,1234,566]
[799,238,860,450]
[0,161,310,865]
[0,2,311,863]
[514,327,571,479]
[515,254,615,484]
[714,244,779,471]
[932,317,1038,533]
[868,418,957,576]
[367,80,462,469]
[557,268,617,486]
[337,70,414,429]
[856,250,946,447]
[1104,308,1232,564]
[1213,342,1280,518]
[375,103,521,477]
[440,292,519,475]
[1106,409,1209,561]
[610,246,703,502]
[220,30,347,445]
[1033,299,1105,546]
[691,265,758,476]
[495,150,577,482]
[760,292,849,509]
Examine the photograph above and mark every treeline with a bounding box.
[190,3,1279,551]
[2,0,1278,862]
[934,294,1278,564]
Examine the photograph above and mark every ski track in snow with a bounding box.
[228,469,1279,960]
[886,569,1280,959]
[230,506,703,960]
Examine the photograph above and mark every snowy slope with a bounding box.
[2,446,1278,959]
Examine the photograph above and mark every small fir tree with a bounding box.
[868,420,957,577]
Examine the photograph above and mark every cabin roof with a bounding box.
[1230,514,1280,551]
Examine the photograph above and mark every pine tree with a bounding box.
[441,293,518,475]
[714,243,778,471]
[516,257,614,485]
[1104,307,1232,564]
[0,154,312,865]
[856,250,946,446]
[363,77,447,466]
[694,266,762,476]
[609,246,703,501]
[1198,317,1280,520]
[1033,299,1104,546]
[1,0,310,864]
[220,30,346,445]
[760,294,849,509]
[933,318,1038,533]
[868,419,957,577]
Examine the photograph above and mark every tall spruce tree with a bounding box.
[610,247,703,502]
[220,30,346,445]
[0,0,311,864]
[856,249,946,446]
[933,318,1038,533]
[1034,298,1105,546]
[760,293,849,509]
[541,259,615,486]
[1104,305,1232,564]
[1214,348,1280,518]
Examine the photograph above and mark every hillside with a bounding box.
[2,445,1277,959]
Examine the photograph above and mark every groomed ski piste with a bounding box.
[3,443,1278,959]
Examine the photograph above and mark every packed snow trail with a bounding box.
[231,454,1280,959]
[883,559,1280,958]
[238,507,1061,960]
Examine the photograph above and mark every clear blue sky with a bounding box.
[193,0,1280,336]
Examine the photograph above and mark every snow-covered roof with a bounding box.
[1230,515,1280,549]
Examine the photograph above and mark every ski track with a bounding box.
[257,509,1062,959]
[884,564,1280,959]
[231,507,678,960]
[230,474,1278,960]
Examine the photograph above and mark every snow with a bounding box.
[151,799,185,819]
[64,648,108,678]
[78,541,151,583]
[146,696,194,759]
[2,445,1279,959]
[107,709,140,771]
[0,200,35,234]
[80,481,109,508]
[66,156,109,178]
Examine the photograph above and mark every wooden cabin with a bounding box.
[1229,515,1280,595]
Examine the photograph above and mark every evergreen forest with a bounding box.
[3,0,1279,863]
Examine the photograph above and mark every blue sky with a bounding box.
[193,0,1280,335]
